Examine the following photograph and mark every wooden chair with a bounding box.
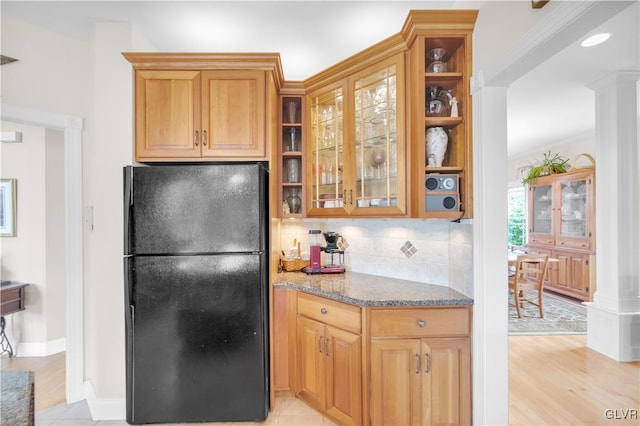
[509,254,549,318]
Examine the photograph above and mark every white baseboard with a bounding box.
[84,380,126,421]
[15,338,66,357]
[587,303,640,361]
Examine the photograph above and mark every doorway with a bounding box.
[1,103,84,404]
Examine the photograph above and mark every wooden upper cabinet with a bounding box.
[305,48,407,217]
[123,53,283,163]
[201,70,266,158]
[134,70,202,159]
[404,11,478,219]
[302,10,477,218]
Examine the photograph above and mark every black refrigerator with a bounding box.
[123,163,270,424]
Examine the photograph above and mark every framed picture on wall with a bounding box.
[0,179,17,237]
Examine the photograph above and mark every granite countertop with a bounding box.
[273,271,473,307]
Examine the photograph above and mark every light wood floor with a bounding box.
[2,336,639,425]
[509,335,640,425]
[0,350,66,412]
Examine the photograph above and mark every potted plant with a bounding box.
[519,150,569,185]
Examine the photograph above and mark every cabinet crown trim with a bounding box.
[122,52,284,89]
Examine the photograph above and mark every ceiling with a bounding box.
[2,1,638,157]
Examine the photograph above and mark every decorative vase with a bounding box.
[426,127,448,167]
[286,191,302,214]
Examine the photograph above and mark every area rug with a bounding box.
[509,291,587,335]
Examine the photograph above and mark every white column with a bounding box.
[587,71,640,362]
[471,74,509,425]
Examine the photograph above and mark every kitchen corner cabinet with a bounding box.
[369,307,471,426]
[296,293,362,425]
[527,167,596,301]
[123,53,283,162]
[406,11,478,219]
[306,53,406,217]
[279,85,306,218]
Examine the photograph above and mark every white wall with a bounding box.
[508,133,596,184]
[474,0,559,72]
[83,22,140,402]
[0,121,65,354]
[0,17,91,117]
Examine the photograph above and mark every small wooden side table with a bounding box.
[1,281,29,357]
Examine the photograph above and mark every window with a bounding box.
[508,185,527,247]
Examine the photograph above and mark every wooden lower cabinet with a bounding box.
[527,245,595,301]
[296,302,362,425]
[287,291,471,425]
[370,337,471,426]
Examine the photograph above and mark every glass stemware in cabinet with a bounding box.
[353,65,398,208]
[310,88,344,210]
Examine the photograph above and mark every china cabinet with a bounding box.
[527,167,596,301]
[405,11,477,219]
[278,84,306,218]
[122,53,283,162]
[306,53,406,217]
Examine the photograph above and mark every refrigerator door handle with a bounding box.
[124,166,133,254]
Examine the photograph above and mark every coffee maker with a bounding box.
[304,230,345,274]
[321,232,345,273]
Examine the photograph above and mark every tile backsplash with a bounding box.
[280,218,473,297]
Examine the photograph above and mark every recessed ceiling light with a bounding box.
[580,32,611,47]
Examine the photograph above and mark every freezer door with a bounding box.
[125,163,267,255]
[125,254,269,424]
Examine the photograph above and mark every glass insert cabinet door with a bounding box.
[560,179,588,237]
[531,184,553,234]
[353,64,398,209]
[309,85,345,210]
[308,59,402,215]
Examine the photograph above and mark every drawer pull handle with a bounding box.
[425,353,431,374]
[415,354,420,374]
[325,338,330,356]
[194,130,199,147]
[417,320,426,328]
[320,308,328,315]
[318,336,323,353]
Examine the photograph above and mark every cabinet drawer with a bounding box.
[529,235,554,246]
[370,307,470,337]
[297,292,361,334]
[556,238,590,250]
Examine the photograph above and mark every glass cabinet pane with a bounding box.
[560,179,587,237]
[310,88,344,209]
[532,184,552,234]
[353,65,398,208]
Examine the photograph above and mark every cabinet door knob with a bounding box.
[318,336,323,353]
[415,354,420,374]
[202,130,208,146]
[425,353,431,374]
[320,307,328,315]
[194,130,199,147]
[417,320,426,328]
